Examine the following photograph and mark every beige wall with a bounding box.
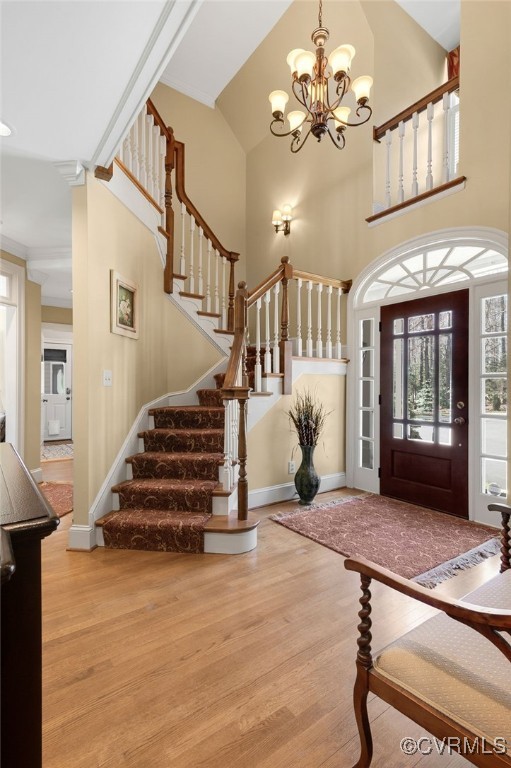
[150,82,247,284]
[42,305,73,325]
[248,373,345,490]
[72,174,223,524]
[1,249,42,472]
[218,0,510,295]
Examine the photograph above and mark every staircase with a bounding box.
[95,366,258,555]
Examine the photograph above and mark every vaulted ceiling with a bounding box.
[0,0,459,306]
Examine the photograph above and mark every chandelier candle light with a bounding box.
[269,0,373,152]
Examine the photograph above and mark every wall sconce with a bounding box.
[272,204,293,235]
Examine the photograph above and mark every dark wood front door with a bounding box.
[380,289,469,517]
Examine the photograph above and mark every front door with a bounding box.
[380,289,469,517]
[41,343,72,441]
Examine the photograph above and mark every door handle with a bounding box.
[454,416,466,425]
[42,399,48,403]
[66,397,71,401]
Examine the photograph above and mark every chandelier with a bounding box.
[269,0,373,152]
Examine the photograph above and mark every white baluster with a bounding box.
[325,285,333,359]
[264,290,272,381]
[411,111,419,198]
[197,227,204,296]
[397,120,405,204]
[296,278,303,357]
[152,126,160,201]
[214,250,220,315]
[180,202,186,276]
[121,136,130,170]
[131,118,139,181]
[139,110,147,190]
[385,129,392,209]
[426,101,434,190]
[206,241,212,312]
[221,257,227,328]
[189,216,195,293]
[272,282,280,374]
[159,135,166,209]
[316,283,323,358]
[442,91,451,184]
[231,399,238,467]
[306,281,313,358]
[145,114,155,198]
[335,287,342,358]
[254,298,262,392]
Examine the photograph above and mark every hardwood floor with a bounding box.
[41,489,499,768]
[41,458,73,483]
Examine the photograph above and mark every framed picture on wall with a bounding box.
[110,271,139,339]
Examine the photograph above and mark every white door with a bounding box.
[41,343,72,441]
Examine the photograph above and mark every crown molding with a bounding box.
[41,295,73,309]
[90,0,202,169]
[158,73,216,109]
[28,247,72,261]
[26,268,49,285]
[54,160,85,187]
[0,236,28,260]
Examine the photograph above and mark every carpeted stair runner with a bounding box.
[99,383,228,554]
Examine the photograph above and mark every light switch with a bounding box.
[103,370,113,387]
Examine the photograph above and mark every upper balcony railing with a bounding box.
[368,76,465,223]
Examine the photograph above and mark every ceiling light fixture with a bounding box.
[0,121,12,137]
[269,0,373,153]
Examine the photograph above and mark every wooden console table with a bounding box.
[1,443,59,768]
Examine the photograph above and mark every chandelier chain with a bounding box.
[318,0,323,27]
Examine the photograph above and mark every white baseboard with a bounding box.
[67,524,97,551]
[31,467,43,484]
[248,472,346,509]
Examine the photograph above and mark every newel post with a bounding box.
[227,253,239,332]
[279,256,293,395]
[163,128,176,294]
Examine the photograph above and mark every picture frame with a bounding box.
[110,270,139,339]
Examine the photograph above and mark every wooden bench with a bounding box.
[345,503,511,767]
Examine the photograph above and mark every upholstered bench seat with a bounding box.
[374,570,511,744]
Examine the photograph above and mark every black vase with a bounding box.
[295,444,320,504]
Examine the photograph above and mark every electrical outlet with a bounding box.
[288,460,295,474]
[103,370,113,387]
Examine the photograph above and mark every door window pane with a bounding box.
[482,419,507,457]
[482,458,507,496]
[438,334,452,423]
[483,295,507,333]
[361,380,373,408]
[407,424,434,442]
[393,424,404,439]
[438,427,452,446]
[483,379,507,414]
[408,314,434,332]
[361,411,373,438]
[408,336,435,421]
[393,339,404,419]
[361,319,372,347]
[393,318,404,334]
[439,311,452,329]
[360,440,373,469]
[361,349,372,377]
[483,336,507,374]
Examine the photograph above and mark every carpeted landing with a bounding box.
[96,361,257,555]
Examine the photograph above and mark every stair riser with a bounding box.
[102,510,209,554]
[131,456,220,481]
[153,409,224,429]
[143,431,224,453]
[197,390,224,407]
[116,486,212,514]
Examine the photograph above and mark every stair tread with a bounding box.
[127,451,223,463]
[97,508,212,526]
[205,514,260,533]
[197,311,221,318]
[112,478,219,492]
[180,290,205,300]
[149,405,224,414]
[139,428,224,436]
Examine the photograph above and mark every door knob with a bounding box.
[66,397,70,401]
[42,399,48,403]
[456,401,465,409]
[454,416,466,425]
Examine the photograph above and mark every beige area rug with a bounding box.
[39,481,73,517]
[41,441,74,461]
[271,494,501,588]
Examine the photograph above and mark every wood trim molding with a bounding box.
[113,157,164,214]
[366,176,467,224]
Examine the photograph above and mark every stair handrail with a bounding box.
[373,76,459,142]
[96,97,240,329]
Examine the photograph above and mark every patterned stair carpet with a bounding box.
[99,384,226,554]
